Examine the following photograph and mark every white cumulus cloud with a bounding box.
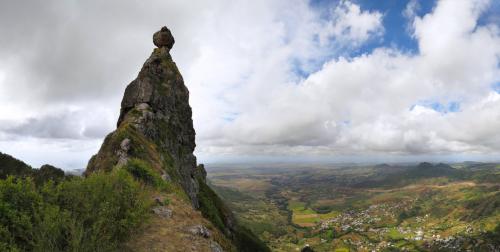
[0,0,499,168]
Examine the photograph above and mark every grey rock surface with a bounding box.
[210,241,224,252]
[153,26,174,49]
[152,206,172,219]
[187,225,211,238]
[116,138,130,166]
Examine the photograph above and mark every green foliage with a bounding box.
[162,198,171,206]
[233,225,271,252]
[0,152,33,179]
[313,205,334,214]
[464,192,500,220]
[398,206,422,223]
[198,178,229,232]
[483,223,500,246]
[322,229,334,241]
[0,152,67,186]
[33,165,65,186]
[123,158,168,190]
[197,179,270,252]
[0,171,150,252]
[0,177,39,251]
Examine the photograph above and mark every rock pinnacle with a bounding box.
[153,26,175,49]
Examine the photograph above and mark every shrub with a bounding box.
[123,159,168,190]
[0,170,150,252]
[56,170,151,251]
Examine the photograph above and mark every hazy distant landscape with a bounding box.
[208,162,500,251]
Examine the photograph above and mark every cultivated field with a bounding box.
[209,162,500,251]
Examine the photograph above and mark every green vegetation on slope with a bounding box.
[124,158,169,190]
[198,178,271,252]
[88,105,269,251]
[0,170,150,252]
[0,152,66,186]
[0,152,32,179]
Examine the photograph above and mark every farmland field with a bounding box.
[208,162,500,251]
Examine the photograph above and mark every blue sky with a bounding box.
[290,0,435,82]
[310,0,436,56]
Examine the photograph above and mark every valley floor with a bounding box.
[208,163,500,251]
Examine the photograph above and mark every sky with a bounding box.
[0,0,500,169]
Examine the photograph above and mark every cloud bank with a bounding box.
[0,0,499,168]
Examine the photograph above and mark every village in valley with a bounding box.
[208,163,500,251]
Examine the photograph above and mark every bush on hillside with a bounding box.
[123,158,169,190]
[0,170,150,252]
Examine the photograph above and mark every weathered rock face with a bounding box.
[86,26,270,252]
[86,26,204,207]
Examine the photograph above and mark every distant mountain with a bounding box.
[34,164,66,185]
[463,161,484,165]
[0,151,66,184]
[408,162,460,178]
[373,163,407,174]
[357,162,463,188]
[374,163,391,169]
[0,151,33,179]
[463,162,498,170]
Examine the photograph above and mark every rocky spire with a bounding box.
[85,26,270,251]
[86,26,204,207]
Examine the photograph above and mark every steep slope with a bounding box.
[85,26,268,251]
[0,151,33,179]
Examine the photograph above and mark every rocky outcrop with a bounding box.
[86,26,203,207]
[153,26,175,49]
[85,26,269,251]
[152,206,173,219]
[188,225,211,238]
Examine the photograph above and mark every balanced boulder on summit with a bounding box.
[153,26,175,49]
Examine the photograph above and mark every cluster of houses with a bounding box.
[313,201,492,251]
[319,201,411,231]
